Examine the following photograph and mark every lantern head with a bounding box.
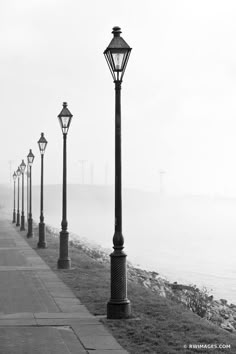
[27,149,35,166]
[58,102,73,134]
[104,26,132,82]
[38,133,48,155]
[20,160,26,174]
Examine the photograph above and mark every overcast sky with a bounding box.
[2,0,236,195]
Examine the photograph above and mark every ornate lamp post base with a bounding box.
[38,222,47,248]
[57,230,71,269]
[12,211,16,223]
[107,300,131,319]
[107,250,131,319]
[20,215,25,231]
[27,217,34,238]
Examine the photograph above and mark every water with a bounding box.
[30,185,236,304]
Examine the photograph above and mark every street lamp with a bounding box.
[27,149,35,238]
[12,172,17,223]
[26,166,29,221]
[16,167,21,226]
[37,132,48,248]
[20,159,26,231]
[57,102,73,269]
[104,26,132,319]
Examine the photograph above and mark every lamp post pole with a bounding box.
[27,149,35,238]
[57,102,73,269]
[26,166,29,221]
[104,26,132,319]
[38,133,47,248]
[12,172,17,223]
[20,160,26,231]
[16,167,21,226]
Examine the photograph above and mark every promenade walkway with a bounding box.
[0,216,128,354]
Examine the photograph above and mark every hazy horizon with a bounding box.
[2,1,236,196]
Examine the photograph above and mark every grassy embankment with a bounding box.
[22,224,236,354]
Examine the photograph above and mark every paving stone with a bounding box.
[73,324,113,336]
[36,317,100,326]
[0,312,35,319]
[0,326,85,354]
[0,319,37,326]
[46,288,76,298]
[35,312,88,319]
[53,298,86,312]
[79,335,124,350]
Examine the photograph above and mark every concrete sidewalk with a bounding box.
[0,216,128,354]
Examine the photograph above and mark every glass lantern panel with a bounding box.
[61,116,70,128]
[111,52,125,71]
[59,115,71,133]
[39,142,46,151]
[28,155,34,164]
[20,164,26,173]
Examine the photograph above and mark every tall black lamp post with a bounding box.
[57,102,73,269]
[16,167,21,226]
[104,26,132,319]
[27,149,35,238]
[37,133,48,248]
[12,172,17,223]
[20,160,26,231]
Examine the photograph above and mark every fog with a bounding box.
[2,183,236,303]
[2,1,236,195]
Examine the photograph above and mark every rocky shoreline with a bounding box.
[47,224,236,334]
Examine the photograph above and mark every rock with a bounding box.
[170,283,195,291]
[209,313,224,325]
[151,271,159,278]
[220,299,228,305]
[219,310,228,319]
[221,322,235,332]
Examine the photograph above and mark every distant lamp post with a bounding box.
[57,102,73,269]
[37,132,48,248]
[27,149,35,238]
[26,166,29,221]
[20,159,26,231]
[12,172,17,223]
[104,26,132,319]
[16,167,21,226]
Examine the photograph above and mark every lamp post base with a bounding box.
[107,300,131,319]
[57,230,71,269]
[38,222,47,248]
[57,258,71,269]
[27,218,34,238]
[12,211,16,223]
[107,249,131,319]
[20,215,25,231]
[16,212,20,226]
